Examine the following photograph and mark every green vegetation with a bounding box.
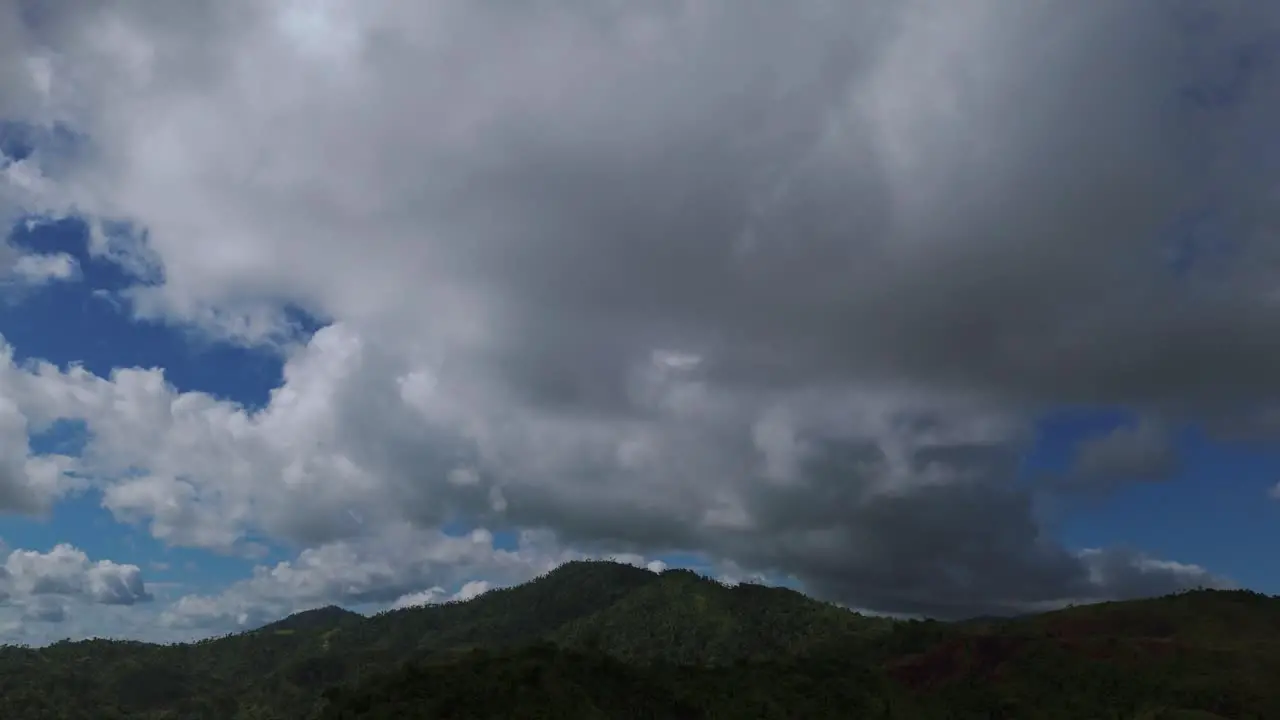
[0,561,1277,718]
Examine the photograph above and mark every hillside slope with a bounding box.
[318,643,909,720]
[552,567,890,664]
[0,562,1276,718]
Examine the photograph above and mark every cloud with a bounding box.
[160,524,574,631]
[0,362,82,514]
[162,526,684,633]
[7,330,1221,619]
[21,595,67,623]
[0,0,1274,621]
[0,599,187,647]
[391,580,493,611]
[9,251,79,285]
[0,216,81,299]
[1078,547,1229,598]
[607,554,669,575]
[0,543,152,615]
[1059,420,1181,494]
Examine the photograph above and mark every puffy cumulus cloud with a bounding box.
[0,543,151,614]
[0,358,82,513]
[160,524,577,632]
[0,0,1274,618]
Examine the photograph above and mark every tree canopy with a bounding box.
[0,561,1274,718]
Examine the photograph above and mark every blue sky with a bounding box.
[1033,410,1280,593]
[1,217,293,596]
[3,1,1280,643]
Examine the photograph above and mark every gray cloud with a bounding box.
[0,0,1273,620]
[21,595,66,623]
[1057,420,1181,495]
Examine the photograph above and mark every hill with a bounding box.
[258,605,365,635]
[316,642,909,720]
[550,567,891,664]
[0,561,1276,718]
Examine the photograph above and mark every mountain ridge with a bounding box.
[0,561,1275,718]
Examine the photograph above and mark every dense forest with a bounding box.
[0,560,1276,718]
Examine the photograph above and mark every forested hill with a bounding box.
[0,560,1277,719]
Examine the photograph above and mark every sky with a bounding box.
[1,0,1280,645]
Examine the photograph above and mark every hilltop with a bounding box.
[0,560,1276,718]
[258,605,365,635]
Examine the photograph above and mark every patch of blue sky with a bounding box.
[439,517,520,552]
[4,215,321,409]
[1026,408,1280,594]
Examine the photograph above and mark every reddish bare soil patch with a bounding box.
[886,634,1031,691]
[887,632,1186,692]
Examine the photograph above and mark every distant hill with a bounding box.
[551,566,891,664]
[0,561,1277,718]
[257,605,365,635]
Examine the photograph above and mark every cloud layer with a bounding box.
[2,0,1278,627]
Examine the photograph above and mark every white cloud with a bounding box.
[0,369,82,513]
[454,579,491,601]
[10,252,80,285]
[160,524,573,631]
[606,553,669,575]
[0,543,151,613]
[0,0,1270,629]
[387,587,447,611]
[391,579,492,611]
